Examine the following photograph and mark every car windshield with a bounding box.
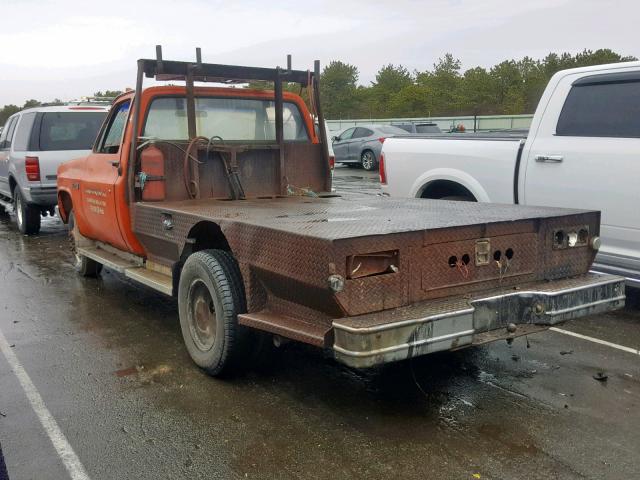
[39,112,107,151]
[143,96,309,142]
[376,125,408,135]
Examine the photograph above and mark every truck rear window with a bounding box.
[142,96,310,142]
[39,112,107,151]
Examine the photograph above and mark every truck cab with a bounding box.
[57,49,625,377]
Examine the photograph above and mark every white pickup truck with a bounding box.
[381,61,640,287]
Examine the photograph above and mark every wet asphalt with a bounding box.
[0,166,639,480]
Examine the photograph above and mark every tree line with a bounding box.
[317,49,636,119]
[1,49,635,126]
[0,90,123,125]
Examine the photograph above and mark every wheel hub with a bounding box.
[188,280,217,351]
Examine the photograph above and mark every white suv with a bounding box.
[0,104,109,234]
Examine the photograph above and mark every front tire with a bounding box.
[360,150,377,171]
[178,249,252,377]
[68,211,102,277]
[14,188,41,235]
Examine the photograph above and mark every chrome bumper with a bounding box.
[332,273,625,368]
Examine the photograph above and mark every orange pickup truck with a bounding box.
[57,48,625,376]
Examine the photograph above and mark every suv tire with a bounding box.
[68,211,102,277]
[178,249,254,377]
[14,188,41,235]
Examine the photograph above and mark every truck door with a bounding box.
[523,71,640,274]
[78,99,131,250]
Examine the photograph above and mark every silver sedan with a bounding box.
[331,124,407,171]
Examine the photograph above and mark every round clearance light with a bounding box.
[590,236,601,251]
[567,231,578,247]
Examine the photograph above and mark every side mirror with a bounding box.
[331,136,339,142]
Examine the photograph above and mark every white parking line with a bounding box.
[0,327,91,480]
[550,327,640,356]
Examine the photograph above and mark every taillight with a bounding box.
[329,155,335,170]
[25,156,40,181]
[379,153,387,185]
[378,137,386,144]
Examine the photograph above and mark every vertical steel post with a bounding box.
[313,60,331,192]
[155,45,163,72]
[186,66,197,140]
[128,59,145,204]
[274,67,285,194]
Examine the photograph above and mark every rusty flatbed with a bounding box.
[135,196,593,239]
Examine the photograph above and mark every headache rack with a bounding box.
[128,45,330,200]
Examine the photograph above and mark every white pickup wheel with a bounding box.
[68,211,102,277]
[178,249,251,376]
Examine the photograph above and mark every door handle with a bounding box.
[535,154,563,163]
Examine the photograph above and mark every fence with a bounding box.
[326,114,533,133]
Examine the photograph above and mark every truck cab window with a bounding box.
[100,100,131,154]
[556,80,640,138]
[142,96,309,142]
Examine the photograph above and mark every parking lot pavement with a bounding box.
[0,175,639,480]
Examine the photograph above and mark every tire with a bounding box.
[14,188,41,235]
[178,249,253,376]
[68,211,102,277]
[360,150,377,171]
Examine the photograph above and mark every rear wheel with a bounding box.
[14,188,41,235]
[178,249,253,376]
[68,211,102,277]
[360,150,377,171]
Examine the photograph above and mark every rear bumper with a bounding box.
[24,185,57,206]
[332,273,625,368]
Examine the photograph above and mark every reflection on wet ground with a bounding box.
[0,179,639,479]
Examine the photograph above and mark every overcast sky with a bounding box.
[0,0,637,106]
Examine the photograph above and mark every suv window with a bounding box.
[556,80,640,138]
[338,128,355,141]
[99,101,130,153]
[143,96,309,142]
[352,127,373,138]
[13,113,37,151]
[0,116,18,149]
[39,112,107,151]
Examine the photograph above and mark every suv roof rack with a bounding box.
[67,96,114,106]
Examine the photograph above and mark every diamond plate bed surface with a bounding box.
[137,196,594,240]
